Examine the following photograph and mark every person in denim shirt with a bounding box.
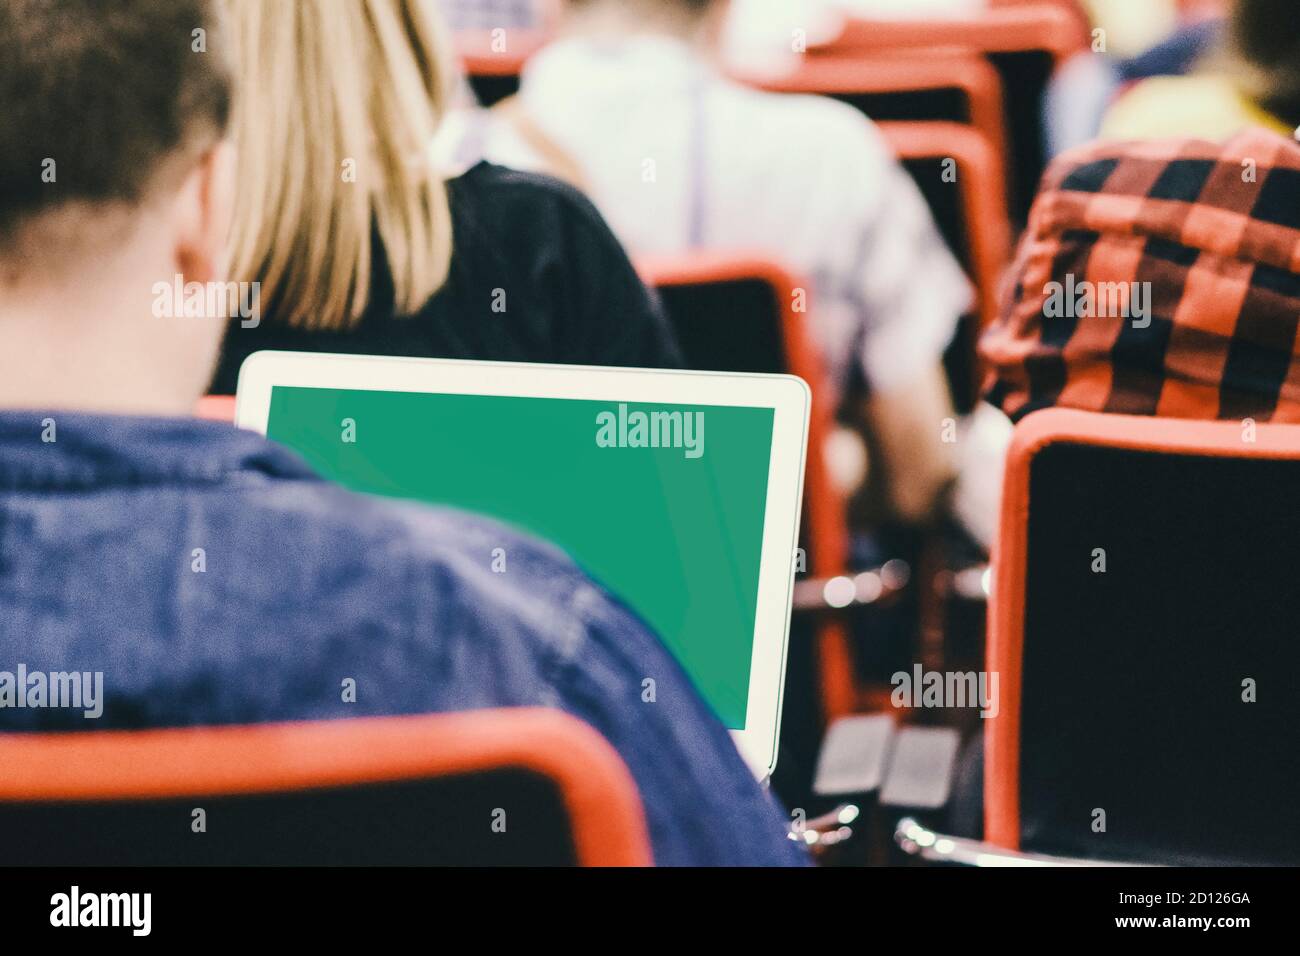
[0,0,806,867]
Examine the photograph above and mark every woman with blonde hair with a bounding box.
[210,0,679,392]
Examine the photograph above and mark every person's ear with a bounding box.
[172,138,235,287]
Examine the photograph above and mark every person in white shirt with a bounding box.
[473,0,975,524]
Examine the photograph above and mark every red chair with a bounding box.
[0,709,652,866]
[985,409,1300,864]
[876,121,1012,337]
[455,29,551,106]
[636,252,858,721]
[455,28,551,74]
[815,2,1086,65]
[896,409,1300,865]
[736,49,1010,203]
[816,2,1088,223]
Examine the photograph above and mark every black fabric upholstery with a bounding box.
[653,278,787,375]
[826,49,1050,227]
[1018,442,1300,864]
[987,50,1051,224]
[828,88,972,129]
[467,74,520,107]
[897,156,973,274]
[1,770,577,865]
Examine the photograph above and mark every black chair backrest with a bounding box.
[986,50,1053,224]
[653,277,788,375]
[466,73,520,107]
[1020,442,1300,864]
[815,54,1050,226]
[1,769,577,865]
[827,88,975,131]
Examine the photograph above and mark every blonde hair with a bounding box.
[222,0,453,330]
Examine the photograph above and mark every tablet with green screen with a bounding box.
[235,352,808,776]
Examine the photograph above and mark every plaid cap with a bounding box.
[980,128,1300,423]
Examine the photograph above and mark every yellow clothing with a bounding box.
[1100,74,1293,142]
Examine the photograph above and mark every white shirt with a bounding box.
[476,34,972,402]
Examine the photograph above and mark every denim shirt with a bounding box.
[0,412,807,867]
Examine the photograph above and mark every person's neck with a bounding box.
[0,282,199,418]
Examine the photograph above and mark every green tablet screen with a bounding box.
[266,386,776,729]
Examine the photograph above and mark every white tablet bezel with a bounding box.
[235,350,808,779]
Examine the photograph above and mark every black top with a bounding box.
[210,162,681,393]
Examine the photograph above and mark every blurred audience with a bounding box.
[0,0,803,868]
[1081,0,1191,59]
[1048,0,1300,152]
[473,0,976,525]
[211,0,679,393]
[1047,12,1224,154]
[1100,0,1296,141]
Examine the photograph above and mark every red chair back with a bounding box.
[455,29,552,106]
[737,49,1009,207]
[877,121,1012,336]
[816,3,1085,64]
[0,708,652,866]
[816,2,1086,223]
[988,409,1300,862]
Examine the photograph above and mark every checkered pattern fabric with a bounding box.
[981,128,1300,423]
